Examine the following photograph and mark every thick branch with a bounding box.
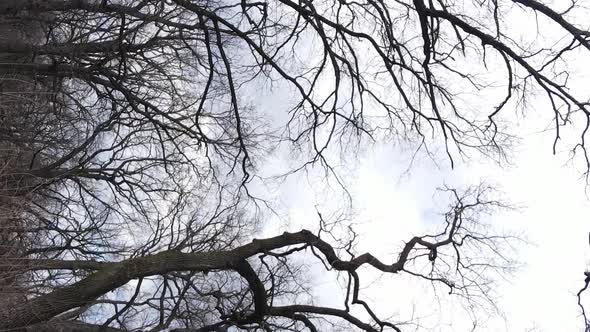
[1,229,435,330]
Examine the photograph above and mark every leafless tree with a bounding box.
[1,0,590,331]
[2,184,516,331]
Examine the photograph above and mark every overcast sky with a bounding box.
[249,51,590,332]
[234,2,590,330]
[255,116,590,331]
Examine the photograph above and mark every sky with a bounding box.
[255,119,590,331]
[247,17,590,331]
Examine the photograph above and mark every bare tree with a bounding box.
[1,184,515,331]
[1,0,590,331]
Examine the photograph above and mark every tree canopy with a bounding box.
[1,0,589,331]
